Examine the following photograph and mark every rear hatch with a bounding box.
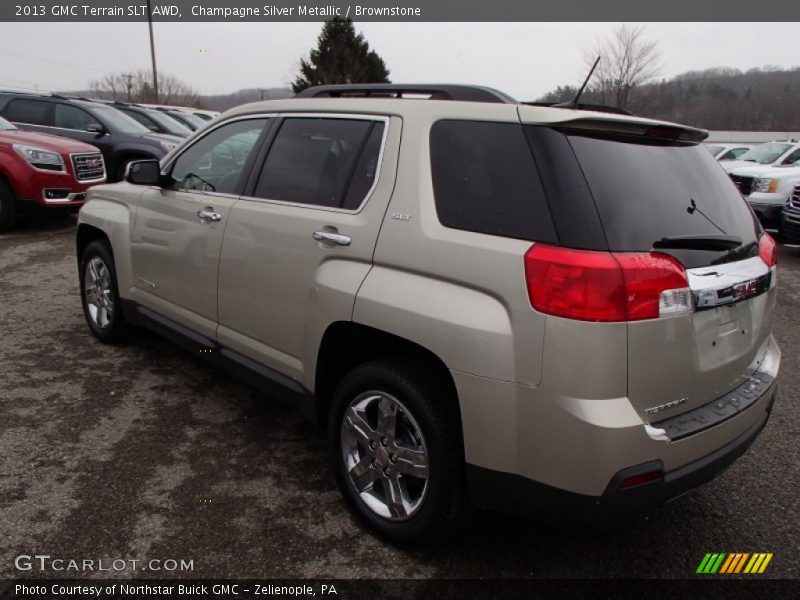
[520,111,776,422]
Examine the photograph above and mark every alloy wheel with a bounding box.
[340,391,429,521]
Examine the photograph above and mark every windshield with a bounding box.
[0,116,16,130]
[565,132,760,258]
[87,105,150,135]
[705,145,723,157]
[737,142,794,164]
[142,108,192,136]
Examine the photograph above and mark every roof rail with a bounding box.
[525,101,633,116]
[0,88,53,97]
[295,84,517,104]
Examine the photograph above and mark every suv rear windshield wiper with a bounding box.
[653,235,742,251]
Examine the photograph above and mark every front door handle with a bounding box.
[313,230,351,246]
[197,210,222,222]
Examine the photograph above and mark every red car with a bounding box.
[0,115,106,231]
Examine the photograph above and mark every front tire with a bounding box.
[80,240,129,342]
[328,358,469,543]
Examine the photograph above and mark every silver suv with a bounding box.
[76,84,781,542]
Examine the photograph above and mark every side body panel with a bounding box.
[353,103,545,386]
[127,187,237,340]
[216,115,402,389]
[77,183,145,292]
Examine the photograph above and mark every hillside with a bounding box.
[538,67,800,130]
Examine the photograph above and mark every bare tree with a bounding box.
[583,24,662,111]
[90,69,198,106]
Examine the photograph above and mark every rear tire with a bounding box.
[79,240,130,342]
[0,179,19,232]
[328,357,469,544]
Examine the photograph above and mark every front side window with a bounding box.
[120,109,156,130]
[54,104,101,131]
[169,119,268,195]
[253,117,384,209]
[781,148,800,165]
[729,147,750,159]
[3,99,51,126]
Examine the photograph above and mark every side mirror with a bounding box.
[125,159,162,185]
[86,123,106,136]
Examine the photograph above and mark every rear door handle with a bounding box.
[313,231,351,246]
[197,210,222,222]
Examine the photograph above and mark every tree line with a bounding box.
[539,66,800,131]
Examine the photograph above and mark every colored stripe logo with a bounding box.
[696,553,773,574]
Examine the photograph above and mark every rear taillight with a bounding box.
[524,244,693,322]
[759,233,777,268]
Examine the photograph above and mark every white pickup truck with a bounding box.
[721,141,800,173]
[729,158,800,230]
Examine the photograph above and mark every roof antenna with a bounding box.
[573,56,601,105]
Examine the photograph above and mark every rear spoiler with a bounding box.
[517,105,708,143]
[563,118,708,143]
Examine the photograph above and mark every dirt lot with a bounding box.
[1,217,798,579]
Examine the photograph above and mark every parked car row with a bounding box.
[716,141,800,231]
[0,91,222,230]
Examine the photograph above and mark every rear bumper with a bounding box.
[466,385,776,521]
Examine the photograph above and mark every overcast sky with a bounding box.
[0,22,795,99]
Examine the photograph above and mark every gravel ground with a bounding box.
[0,217,798,580]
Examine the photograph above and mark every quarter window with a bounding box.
[3,98,51,126]
[168,119,268,195]
[253,118,384,209]
[430,120,557,242]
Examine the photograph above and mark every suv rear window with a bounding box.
[564,132,760,254]
[430,120,556,243]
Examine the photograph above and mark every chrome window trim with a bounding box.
[158,112,391,212]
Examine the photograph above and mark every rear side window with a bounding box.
[4,98,51,126]
[253,118,382,209]
[429,120,557,243]
[120,109,154,129]
[54,104,101,131]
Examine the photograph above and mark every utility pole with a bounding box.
[146,0,159,103]
[124,73,133,102]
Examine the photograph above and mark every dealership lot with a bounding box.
[1,218,798,579]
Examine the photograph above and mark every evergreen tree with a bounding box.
[292,18,390,93]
